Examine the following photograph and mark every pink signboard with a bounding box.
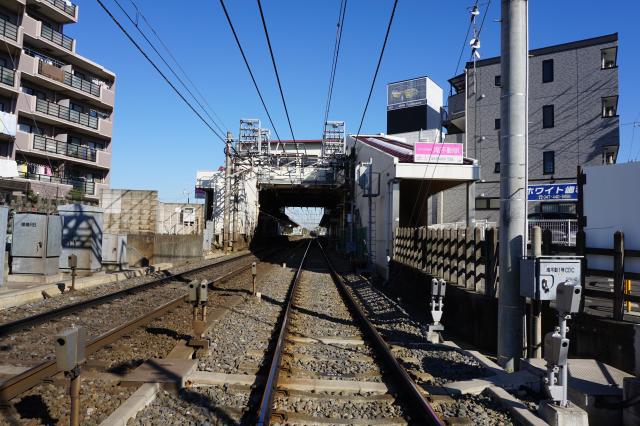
[414,143,463,164]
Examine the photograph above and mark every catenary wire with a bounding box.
[322,0,348,135]
[218,0,284,146]
[127,0,229,132]
[353,0,399,140]
[95,0,227,145]
[256,0,302,156]
[112,0,226,136]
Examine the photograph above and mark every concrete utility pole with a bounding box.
[223,131,233,253]
[497,0,528,371]
[231,163,238,251]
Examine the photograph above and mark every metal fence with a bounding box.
[528,219,577,246]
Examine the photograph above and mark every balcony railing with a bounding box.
[0,65,15,87]
[43,0,77,18]
[18,171,95,195]
[25,47,67,68]
[64,71,101,97]
[33,134,97,162]
[41,25,73,51]
[37,60,101,97]
[0,17,18,41]
[35,98,99,129]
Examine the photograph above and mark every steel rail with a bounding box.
[316,241,445,426]
[0,252,264,404]
[256,239,312,425]
[0,251,257,337]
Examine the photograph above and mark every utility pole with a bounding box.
[497,0,528,372]
[231,162,238,251]
[223,131,233,253]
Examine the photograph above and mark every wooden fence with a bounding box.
[392,225,640,322]
[392,226,498,297]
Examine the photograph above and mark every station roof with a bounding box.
[352,136,414,162]
[352,135,476,165]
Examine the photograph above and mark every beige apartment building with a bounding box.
[0,0,115,202]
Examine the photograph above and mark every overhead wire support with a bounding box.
[127,0,229,132]
[354,0,399,139]
[111,0,226,136]
[94,0,226,144]
[256,0,303,156]
[218,0,284,147]
[322,0,348,136]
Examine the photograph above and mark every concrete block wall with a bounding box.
[101,189,158,235]
[126,233,203,267]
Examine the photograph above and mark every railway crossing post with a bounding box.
[55,326,86,426]
[187,279,209,351]
[425,278,446,344]
[68,254,78,292]
[252,262,257,296]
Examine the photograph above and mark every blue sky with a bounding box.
[67,0,639,202]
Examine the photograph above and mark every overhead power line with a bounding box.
[354,0,399,139]
[323,0,348,133]
[95,0,226,144]
[127,0,229,132]
[112,0,226,136]
[256,0,301,155]
[218,0,284,145]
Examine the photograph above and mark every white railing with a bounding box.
[528,219,578,246]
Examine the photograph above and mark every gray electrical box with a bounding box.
[187,280,207,303]
[520,256,582,301]
[11,213,62,275]
[58,204,104,272]
[102,234,127,269]
[544,330,569,365]
[55,326,87,371]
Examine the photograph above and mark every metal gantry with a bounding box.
[322,120,346,157]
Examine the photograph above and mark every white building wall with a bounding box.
[351,138,398,276]
[583,162,640,274]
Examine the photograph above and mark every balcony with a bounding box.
[22,15,76,54]
[33,134,97,161]
[35,60,101,97]
[448,92,466,118]
[41,25,73,51]
[35,98,98,129]
[15,131,112,169]
[43,0,77,18]
[0,17,18,42]
[18,171,95,195]
[27,0,78,23]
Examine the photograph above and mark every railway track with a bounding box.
[256,240,443,425]
[0,249,267,406]
[124,240,514,425]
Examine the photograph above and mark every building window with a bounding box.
[603,148,616,164]
[494,162,500,173]
[476,197,500,210]
[602,96,618,117]
[494,118,501,130]
[494,75,501,87]
[542,105,554,128]
[543,151,555,174]
[601,47,617,69]
[542,59,554,83]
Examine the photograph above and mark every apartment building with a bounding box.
[442,33,619,223]
[0,0,115,202]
